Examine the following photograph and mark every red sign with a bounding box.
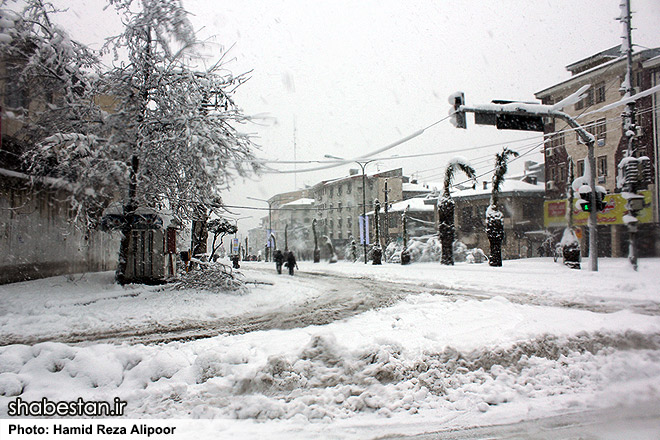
[547,201,566,218]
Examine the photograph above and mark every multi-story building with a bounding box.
[535,45,660,257]
[256,168,408,259]
[453,179,546,259]
[312,168,404,251]
[277,197,315,258]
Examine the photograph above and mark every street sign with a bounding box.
[358,215,370,245]
[232,238,239,254]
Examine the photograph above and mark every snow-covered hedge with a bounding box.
[384,239,486,264]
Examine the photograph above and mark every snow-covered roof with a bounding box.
[367,197,435,216]
[281,198,315,207]
[565,45,621,74]
[642,55,660,69]
[451,180,545,200]
[536,47,660,98]
[315,168,403,187]
[402,182,432,193]
[390,197,435,212]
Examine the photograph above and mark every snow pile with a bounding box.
[1,259,660,438]
[2,322,660,427]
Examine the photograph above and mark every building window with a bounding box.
[559,165,566,183]
[550,166,557,183]
[577,160,585,177]
[597,156,607,177]
[595,118,606,143]
[574,89,594,110]
[585,89,594,107]
[595,82,606,103]
[461,207,474,232]
[337,185,342,196]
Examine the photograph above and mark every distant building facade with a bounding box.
[453,179,546,259]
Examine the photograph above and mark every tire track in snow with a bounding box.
[3,268,658,346]
[0,272,408,346]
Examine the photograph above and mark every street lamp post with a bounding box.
[325,155,377,264]
[229,216,251,256]
[247,196,273,262]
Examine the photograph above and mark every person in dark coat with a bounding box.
[284,251,298,276]
[274,249,284,274]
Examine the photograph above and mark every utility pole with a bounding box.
[617,0,647,271]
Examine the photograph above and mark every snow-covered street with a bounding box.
[1,258,659,438]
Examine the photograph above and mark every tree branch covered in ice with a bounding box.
[100,0,260,221]
[9,0,261,231]
[173,262,247,293]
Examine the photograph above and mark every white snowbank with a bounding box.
[1,258,660,439]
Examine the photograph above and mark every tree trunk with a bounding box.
[486,212,503,267]
[312,219,320,263]
[115,155,139,285]
[438,197,455,265]
[190,205,208,260]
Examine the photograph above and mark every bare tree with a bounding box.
[208,218,237,261]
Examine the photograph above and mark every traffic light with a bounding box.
[576,186,606,212]
[449,92,466,129]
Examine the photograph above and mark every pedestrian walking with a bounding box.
[274,249,284,274]
[231,254,240,269]
[284,250,298,276]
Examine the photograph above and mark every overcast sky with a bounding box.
[55,0,660,232]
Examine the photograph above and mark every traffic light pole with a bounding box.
[619,0,640,271]
[459,104,599,271]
